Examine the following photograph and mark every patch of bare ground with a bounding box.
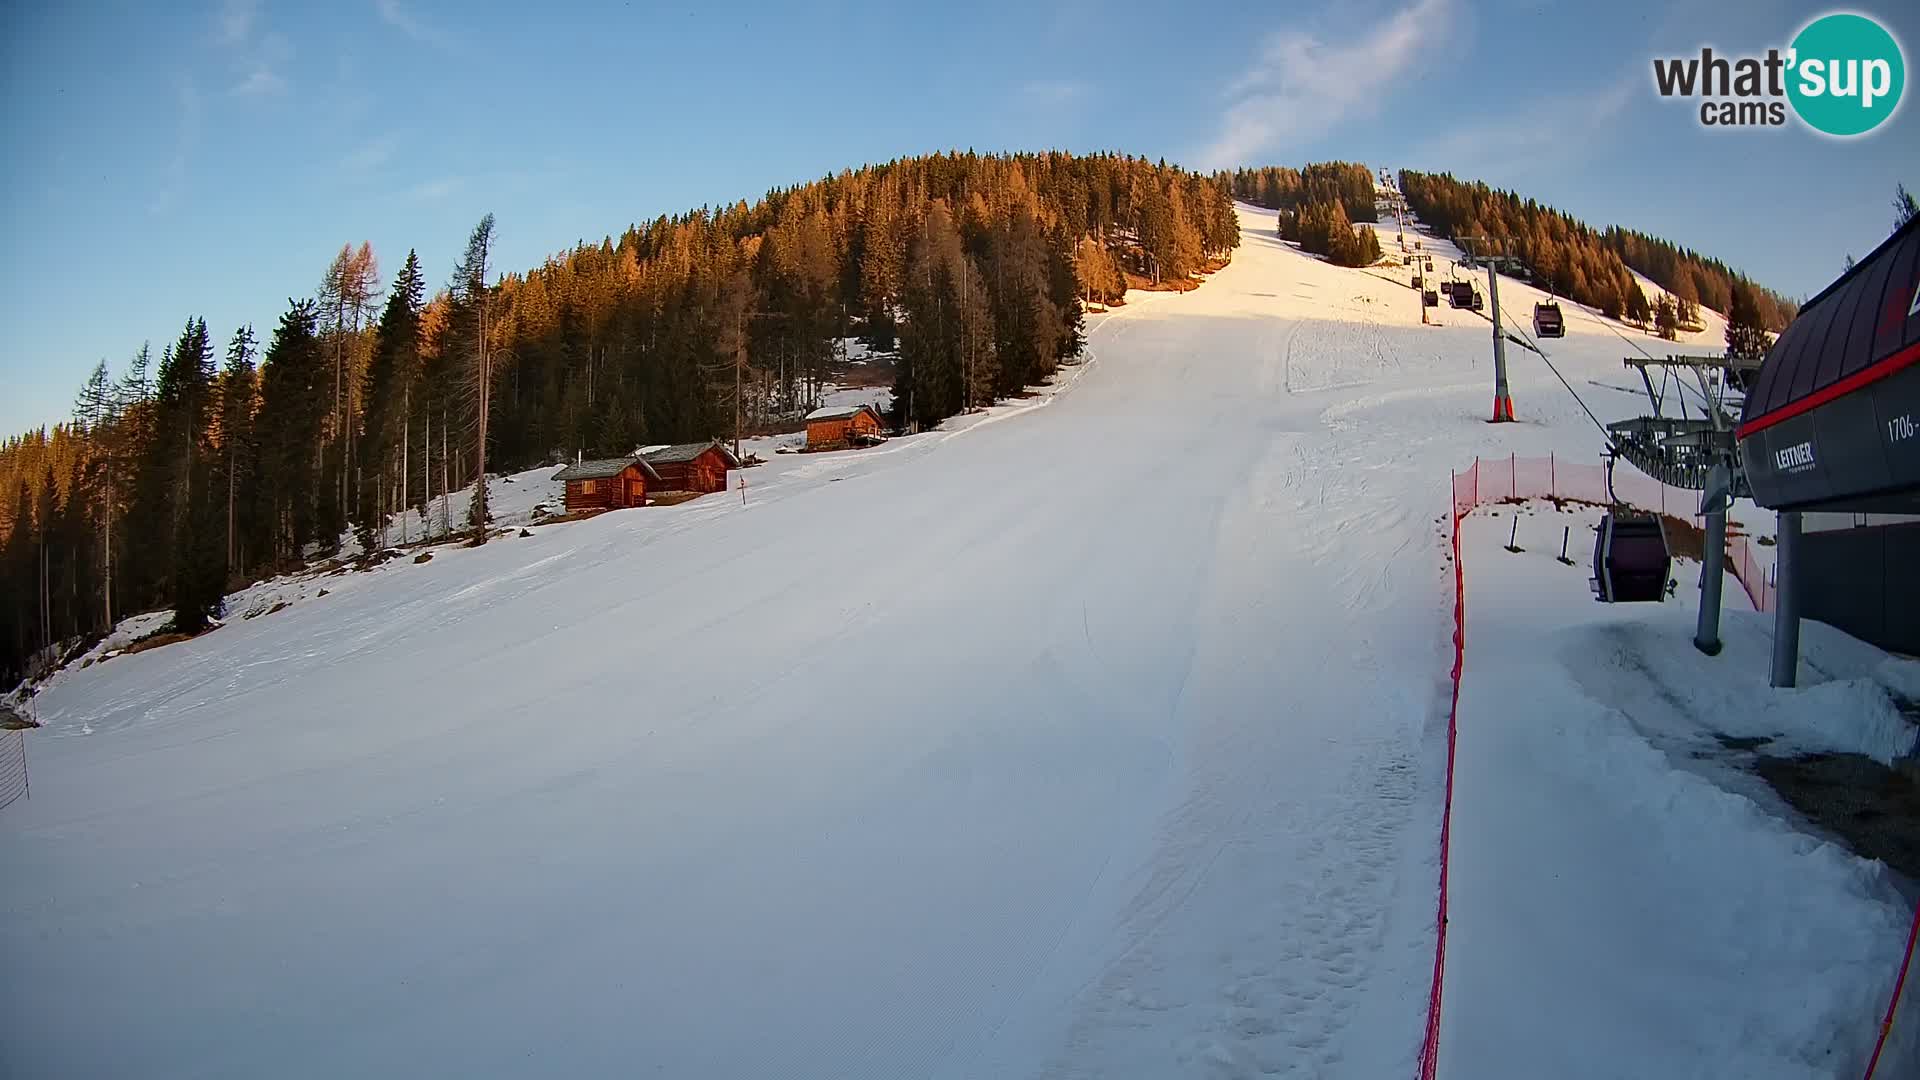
[1756,750,1920,884]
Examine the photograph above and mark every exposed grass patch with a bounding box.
[1756,752,1920,883]
[1123,270,1203,293]
[123,627,213,657]
[1659,514,1706,562]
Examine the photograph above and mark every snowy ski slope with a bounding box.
[3,203,1908,1079]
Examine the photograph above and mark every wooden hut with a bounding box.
[805,404,886,451]
[551,456,660,512]
[641,441,739,494]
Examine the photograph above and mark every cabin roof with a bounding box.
[806,403,880,422]
[643,441,740,467]
[1740,214,1918,435]
[551,456,659,482]
[1736,213,1920,512]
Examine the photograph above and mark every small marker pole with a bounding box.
[740,475,748,506]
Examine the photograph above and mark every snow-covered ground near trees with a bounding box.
[3,203,1913,1079]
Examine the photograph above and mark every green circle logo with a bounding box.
[1787,13,1905,136]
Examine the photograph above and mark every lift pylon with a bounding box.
[1456,236,1526,422]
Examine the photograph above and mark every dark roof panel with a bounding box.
[1869,225,1920,370]
[1740,214,1920,436]
[1738,215,1920,510]
[1840,242,1900,383]
[806,404,878,422]
[552,457,658,482]
[1794,272,1861,401]
[642,441,740,467]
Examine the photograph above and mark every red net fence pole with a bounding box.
[1863,902,1920,1079]
[1422,468,1471,1080]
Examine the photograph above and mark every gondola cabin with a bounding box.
[1448,281,1472,308]
[805,403,886,451]
[1533,301,1565,338]
[1591,512,1671,603]
[552,456,659,512]
[642,441,740,494]
[1423,289,1440,307]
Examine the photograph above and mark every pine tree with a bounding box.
[1624,283,1652,325]
[215,326,259,576]
[1165,182,1204,278]
[860,187,905,349]
[152,318,222,632]
[1653,294,1678,340]
[356,251,424,553]
[72,360,120,629]
[451,215,497,544]
[1074,235,1123,305]
[1725,282,1774,360]
[1046,224,1086,361]
[895,201,995,428]
[985,205,1056,395]
[1134,180,1174,283]
[3,477,35,677]
[1894,182,1917,232]
[256,300,327,565]
[316,243,380,549]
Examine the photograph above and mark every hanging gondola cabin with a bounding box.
[1423,289,1440,307]
[1448,282,1471,308]
[1591,512,1672,603]
[1533,301,1565,338]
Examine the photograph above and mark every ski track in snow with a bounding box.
[0,204,1849,1079]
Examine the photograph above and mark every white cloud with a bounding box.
[219,8,292,98]
[1196,0,1453,170]
[152,83,204,214]
[406,176,465,202]
[1408,75,1637,180]
[376,0,458,52]
[1019,79,1089,107]
[217,0,257,45]
[341,132,401,175]
[233,64,288,97]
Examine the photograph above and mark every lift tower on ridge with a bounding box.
[1456,236,1526,422]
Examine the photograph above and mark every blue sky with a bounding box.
[2,0,1915,435]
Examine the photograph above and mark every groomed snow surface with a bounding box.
[3,204,1914,1078]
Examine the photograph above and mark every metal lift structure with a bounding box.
[1602,349,1762,656]
[1455,236,1527,422]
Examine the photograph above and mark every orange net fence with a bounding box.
[1450,453,1776,612]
